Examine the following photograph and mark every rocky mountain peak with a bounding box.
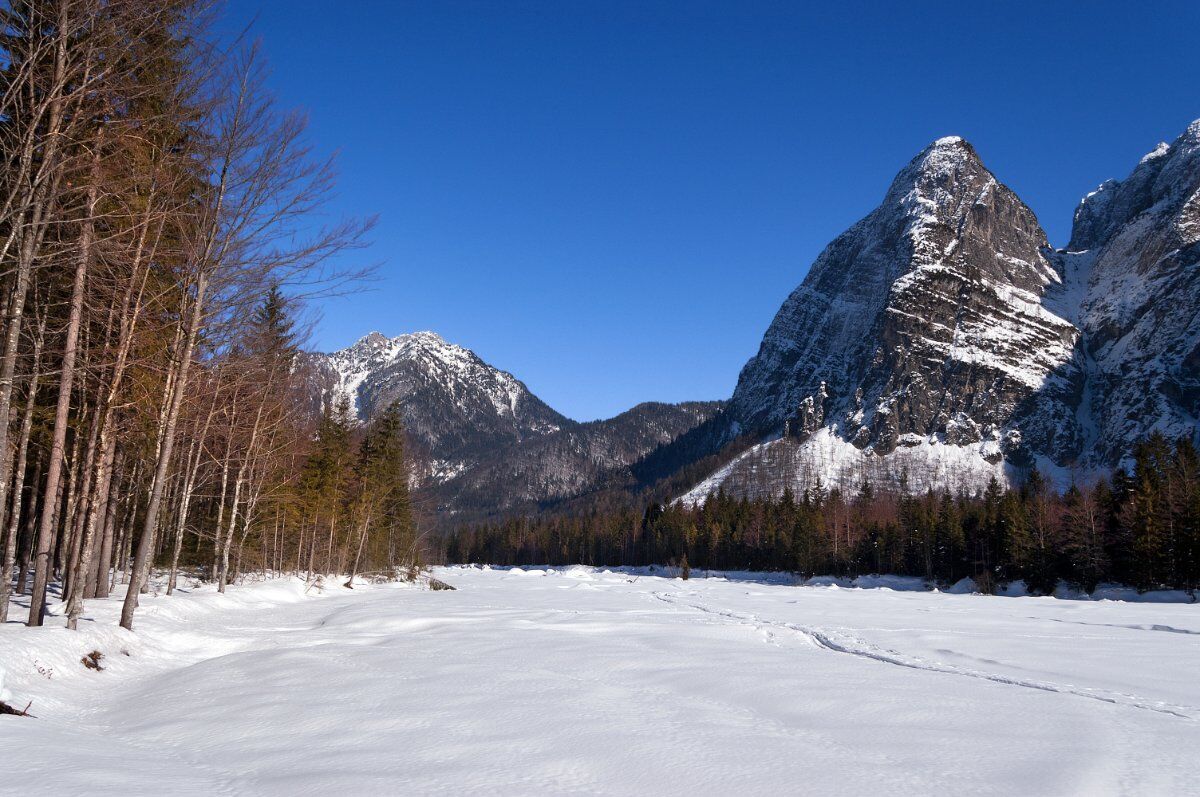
[683,120,1200,505]
[729,135,1068,446]
[304,332,722,517]
[1069,117,1200,253]
[905,135,978,179]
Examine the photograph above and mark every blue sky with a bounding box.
[221,1,1199,421]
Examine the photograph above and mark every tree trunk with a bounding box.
[27,215,90,627]
[0,312,44,621]
[88,467,120,599]
[120,274,207,630]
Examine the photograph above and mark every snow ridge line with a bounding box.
[650,591,1198,721]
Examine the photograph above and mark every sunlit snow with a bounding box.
[3,568,1197,795]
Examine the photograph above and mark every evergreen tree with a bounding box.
[348,401,415,582]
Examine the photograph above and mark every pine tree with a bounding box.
[349,401,414,581]
[299,395,355,578]
[1126,435,1171,591]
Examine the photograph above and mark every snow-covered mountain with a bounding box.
[310,331,567,469]
[306,332,721,515]
[681,121,1200,503]
[1065,120,1200,467]
[305,121,1198,513]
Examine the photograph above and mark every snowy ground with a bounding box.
[2,567,1198,796]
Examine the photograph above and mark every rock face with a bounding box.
[308,331,567,472]
[732,137,1078,453]
[685,121,1200,502]
[306,332,721,515]
[433,401,721,515]
[1067,120,1200,467]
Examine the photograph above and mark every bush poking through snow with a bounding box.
[680,554,690,581]
[0,700,34,718]
[81,651,105,672]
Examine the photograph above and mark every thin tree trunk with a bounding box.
[0,311,45,621]
[28,209,91,626]
[89,467,120,599]
[14,452,43,597]
[120,274,207,630]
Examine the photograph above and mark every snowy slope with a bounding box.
[1068,120,1200,467]
[311,330,567,448]
[680,427,1010,505]
[305,332,721,514]
[3,568,1198,794]
[687,120,1200,503]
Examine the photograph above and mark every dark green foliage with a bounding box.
[353,402,416,570]
[250,285,300,367]
[446,437,1200,594]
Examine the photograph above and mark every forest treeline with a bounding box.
[0,0,415,631]
[447,435,1200,595]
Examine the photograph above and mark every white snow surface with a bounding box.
[3,567,1198,795]
[680,427,1010,504]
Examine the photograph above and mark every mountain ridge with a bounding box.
[678,119,1200,504]
[306,119,1200,517]
[305,331,723,516]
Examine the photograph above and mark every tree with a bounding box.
[347,401,414,584]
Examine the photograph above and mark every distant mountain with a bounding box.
[305,120,1200,515]
[305,332,721,516]
[307,331,568,476]
[676,120,1200,503]
[431,400,722,515]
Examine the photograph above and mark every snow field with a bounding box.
[2,566,1198,795]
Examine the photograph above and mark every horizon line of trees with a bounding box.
[0,0,415,632]
[446,434,1200,595]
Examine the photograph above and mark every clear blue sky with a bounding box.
[221,1,1199,421]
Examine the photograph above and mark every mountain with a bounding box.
[305,121,1199,514]
[678,121,1200,503]
[1065,120,1200,466]
[308,331,568,479]
[306,332,722,515]
[430,400,722,515]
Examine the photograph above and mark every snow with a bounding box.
[3,567,1197,794]
[680,427,1010,504]
[1139,142,1171,165]
[322,330,542,426]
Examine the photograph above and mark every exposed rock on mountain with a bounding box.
[682,121,1200,503]
[1066,120,1200,466]
[306,121,1200,514]
[308,331,567,465]
[306,332,721,515]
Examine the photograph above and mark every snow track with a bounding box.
[4,567,1199,795]
[650,590,1200,721]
